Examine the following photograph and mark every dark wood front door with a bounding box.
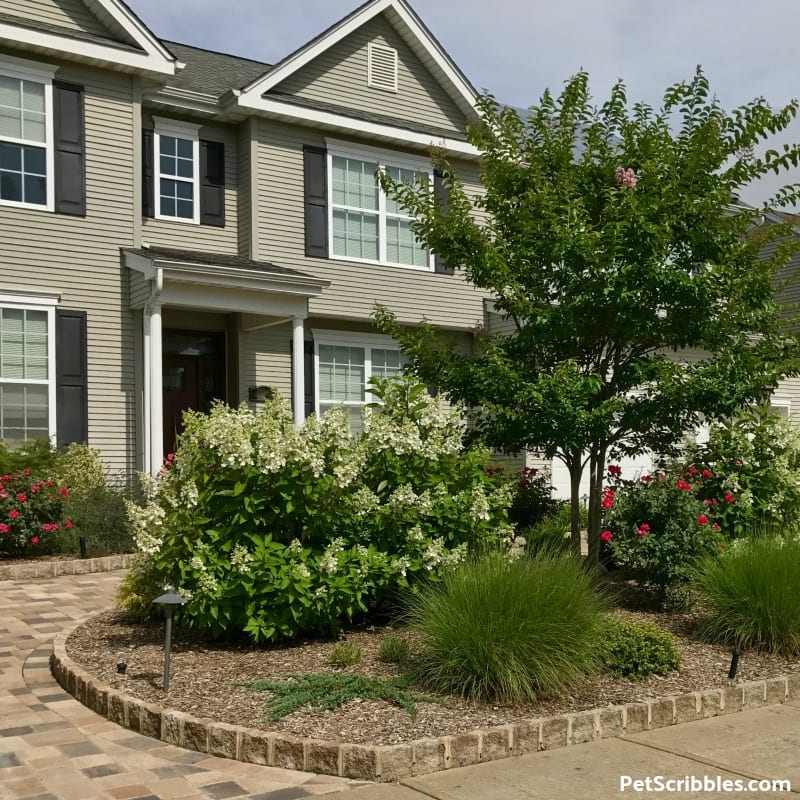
[163,330,226,457]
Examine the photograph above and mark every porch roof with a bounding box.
[124,246,330,298]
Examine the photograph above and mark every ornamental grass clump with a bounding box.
[695,534,800,656]
[405,551,609,703]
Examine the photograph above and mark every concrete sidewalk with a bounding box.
[326,702,800,799]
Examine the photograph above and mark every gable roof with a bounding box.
[163,41,271,100]
[237,0,478,120]
[0,0,175,76]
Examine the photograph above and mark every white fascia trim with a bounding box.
[87,0,175,63]
[237,95,480,158]
[144,87,220,116]
[0,53,57,80]
[0,23,175,76]
[311,329,398,348]
[386,0,477,113]
[238,0,476,115]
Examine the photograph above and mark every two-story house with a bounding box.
[0,0,489,475]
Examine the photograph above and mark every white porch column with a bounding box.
[142,310,152,475]
[292,315,305,427]
[149,302,164,474]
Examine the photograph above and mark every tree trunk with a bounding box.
[567,450,583,551]
[586,444,607,564]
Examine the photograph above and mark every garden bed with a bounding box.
[65,607,800,747]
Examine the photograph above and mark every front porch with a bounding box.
[124,246,329,474]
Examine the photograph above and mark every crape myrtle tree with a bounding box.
[374,69,800,562]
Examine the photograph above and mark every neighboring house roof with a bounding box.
[0,11,144,52]
[163,41,272,100]
[238,0,479,120]
[266,91,469,142]
[126,246,323,280]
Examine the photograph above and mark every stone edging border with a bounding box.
[50,621,800,783]
[0,553,136,581]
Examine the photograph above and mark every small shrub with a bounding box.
[405,551,609,703]
[601,618,681,679]
[377,633,410,664]
[328,641,362,667]
[508,467,561,532]
[0,470,70,556]
[603,468,724,596]
[116,555,164,617]
[524,503,575,556]
[695,534,800,655]
[247,673,429,720]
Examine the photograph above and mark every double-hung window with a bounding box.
[0,296,56,443]
[0,57,55,211]
[314,332,405,433]
[154,117,200,224]
[328,141,433,270]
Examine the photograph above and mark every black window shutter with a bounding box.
[433,169,454,275]
[200,139,225,227]
[56,310,88,446]
[303,145,328,258]
[53,82,85,216]
[142,129,155,218]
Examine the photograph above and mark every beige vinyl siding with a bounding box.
[240,322,293,405]
[4,0,116,39]
[141,116,239,255]
[256,119,486,329]
[271,14,468,137]
[0,54,136,472]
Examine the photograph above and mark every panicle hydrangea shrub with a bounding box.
[124,376,512,642]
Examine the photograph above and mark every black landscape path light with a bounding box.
[152,586,186,692]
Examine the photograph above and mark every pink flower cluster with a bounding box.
[614,165,638,188]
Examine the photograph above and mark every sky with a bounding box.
[125,0,800,206]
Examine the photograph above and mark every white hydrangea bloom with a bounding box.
[352,487,380,516]
[231,544,254,574]
[407,524,425,543]
[388,484,418,510]
[391,555,411,577]
[470,486,491,521]
[320,551,338,575]
[422,537,445,570]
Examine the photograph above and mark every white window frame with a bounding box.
[326,138,434,272]
[0,292,58,443]
[312,330,404,416]
[0,55,56,213]
[153,116,201,225]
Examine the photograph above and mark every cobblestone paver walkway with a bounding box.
[0,571,361,800]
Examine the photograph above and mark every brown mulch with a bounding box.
[65,605,800,747]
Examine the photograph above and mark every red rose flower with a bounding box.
[0,523,10,534]
[677,480,692,491]
[640,474,653,483]
[713,523,722,532]
[60,487,69,498]
[689,465,698,476]
[65,520,73,529]
[702,469,713,478]
[9,510,19,519]
[600,530,614,542]
[703,498,713,506]
[724,493,735,503]
[30,536,39,545]
[16,493,27,502]
[638,523,651,535]
[698,514,709,526]
[608,465,622,477]
[23,468,31,475]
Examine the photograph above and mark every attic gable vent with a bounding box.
[368,42,398,92]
